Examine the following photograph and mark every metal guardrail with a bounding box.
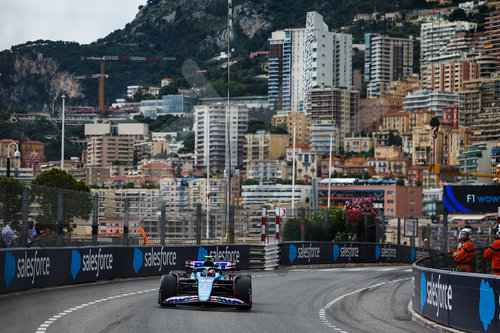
[415,246,492,274]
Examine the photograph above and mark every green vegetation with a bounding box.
[282,207,347,241]
[0,177,24,224]
[31,169,92,232]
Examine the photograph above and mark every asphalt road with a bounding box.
[0,265,432,333]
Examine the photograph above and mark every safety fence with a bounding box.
[0,242,437,294]
[413,250,499,333]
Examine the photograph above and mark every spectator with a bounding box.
[484,224,500,276]
[27,219,41,247]
[2,221,20,248]
[453,227,475,272]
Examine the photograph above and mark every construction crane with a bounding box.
[81,55,176,109]
[75,74,109,80]
[428,164,500,179]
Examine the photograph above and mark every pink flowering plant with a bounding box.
[343,198,379,229]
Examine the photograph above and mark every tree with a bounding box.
[31,169,92,232]
[178,133,195,153]
[448,9,467,22]
[343,198,379,242]
[0,177,23,226]
[282,207,346,241]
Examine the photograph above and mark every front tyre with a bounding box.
[158,272,178,307]
[234,276,252,310]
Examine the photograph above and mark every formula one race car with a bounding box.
[158,256,252,310]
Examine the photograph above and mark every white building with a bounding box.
[241,182,313,206]
[420,20,477,65]
[403,90,458,118]
[304,12,334,97]
[333,32,353,89]
[194,103,248,173]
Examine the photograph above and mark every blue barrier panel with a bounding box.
[281,242,439,266]
[0,245,250,294]
[413,264,500,332]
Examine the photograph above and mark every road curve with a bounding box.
[0,265,432,333]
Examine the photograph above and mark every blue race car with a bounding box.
[158,256,252,310]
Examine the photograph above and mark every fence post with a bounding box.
[300,207,305,241]
[229,205,234,244]
[160,202,166,245]
[397,218,401,245]
[261,206,266,244]
[57,191,64,246]
[92,193,98,245]
[21,187,29,247]
[123,198,129,245]
[442,212,448,253]
[363,214,368,242]
[196,203,201,245]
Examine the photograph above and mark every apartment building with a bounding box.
[86,136,135,167]
[358,97,404,133]
[333,32,353,89]
[268,28,305,111]
[403,90,458,118]
[271,111,308,146]
[457,142,498,185]
[308,118,340,156]
[244,131,288,162]
[194,103,248,173]
[382,112,410,134]
[484,11,500,58]
[246,159,291,180]
[344,134,376,154]
[364,34,413,98]
[460,74,500,135]
[285,144,318,182]
[305,87,359,147]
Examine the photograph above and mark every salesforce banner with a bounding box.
[0,245,250,294]
[443,185,500,213]
[280,242,438,266]
[413,265,500,332]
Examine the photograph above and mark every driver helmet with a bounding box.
[494,224,500,238]
[208,269,215,277]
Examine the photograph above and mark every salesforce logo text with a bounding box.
[81,248,113,277]
[381,247,397,258]
[296,244,320,262]
[209,246,241,263]
[415,250,430,261]
[143,247,177,271]
[466,194,500,203]
[16,251,50,284]
[340,244,359,259]
[426,274,452,317]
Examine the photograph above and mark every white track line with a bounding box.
[319,277,410,332]
[35,288,156,333]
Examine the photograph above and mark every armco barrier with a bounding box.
[0,244,250,294]
[412,264,500,333]
[279,242,439,266]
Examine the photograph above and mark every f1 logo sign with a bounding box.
[280,208,286,218]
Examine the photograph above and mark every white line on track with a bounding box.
[318,277,410,332]
[34,288,156,333]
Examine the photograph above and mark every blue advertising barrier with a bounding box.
[279,242,438,266]
[0,244,250,294]
[412,264,500,333]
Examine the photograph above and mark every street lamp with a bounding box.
[6,142,21,178]
[61,94,66,170]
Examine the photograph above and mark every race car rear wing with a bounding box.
[185,260,236,270]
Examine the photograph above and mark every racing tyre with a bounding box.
[158,272,178,307]
[234,276,252,310]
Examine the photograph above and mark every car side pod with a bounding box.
[158,272,178,307]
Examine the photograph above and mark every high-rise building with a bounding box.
[333,32,353,89]
[305,87,359,148]
[268,28,305,112]
[364,34,413,98]
[268,12,353,112]
[358,97,405,133]
[244,131,288,162]
[484,11,500,58]
[194,103,248,173]
[271,111,308,146]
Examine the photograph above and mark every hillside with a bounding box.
[0,0,430,111]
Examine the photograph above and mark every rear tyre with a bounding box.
[158,272,178,307]
[234,276,252,310]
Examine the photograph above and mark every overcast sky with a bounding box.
[0,0,145,51]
